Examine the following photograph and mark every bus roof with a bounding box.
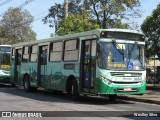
[0,45,11,47]
[12,29,144,48]
[12,29,100,47]
[101,29,144,35]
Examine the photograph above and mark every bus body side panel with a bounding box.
[46,62,80,91]
[18,63,26,86]
[45,62,64,90]
[61,62,80,91]
[28,62,38,87]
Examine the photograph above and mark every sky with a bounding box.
[0,0,160,40]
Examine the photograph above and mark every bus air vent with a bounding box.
[110,72,142,77]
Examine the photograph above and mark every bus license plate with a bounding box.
[123,87,132,91]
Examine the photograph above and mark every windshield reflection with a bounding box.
[98,42,144,70]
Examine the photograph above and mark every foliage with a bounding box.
[82,0,140,28]
[43,0,141,34]
[56,12,100,35]
[0,7,36,44]
[141,3,160,59]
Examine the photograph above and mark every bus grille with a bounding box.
[110,72,142,77]
[112,81,139,84]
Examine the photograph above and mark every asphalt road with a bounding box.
[0,84,160,120]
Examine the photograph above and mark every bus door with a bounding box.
[81,40,96,93]
[38,45,48,87]
[15,49,22,84]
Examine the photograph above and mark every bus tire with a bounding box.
[108,95,117,102]
[23,75,31,92]
[11,83,15,87]
[66,78,78,100]
[72,80,79,100]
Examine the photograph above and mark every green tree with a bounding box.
[83,0,140,29]
[43,0,141,33]
[0,7,36,44]
[141,3,160,59]
[56,12,100,35]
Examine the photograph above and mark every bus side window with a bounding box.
[64,40,79,61]
[22,46,29,63]
[41,50,46,64]
[30,45,38,62]
[50,42,62,62]
[41,46,48,65]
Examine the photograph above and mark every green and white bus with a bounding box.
[0,45,13,85]
[11,29,146,100]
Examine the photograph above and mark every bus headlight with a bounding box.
[99,75,112,85]
[99,76,105,80]
[0,70,10,76]
[108,80,112,85]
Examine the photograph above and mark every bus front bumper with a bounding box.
[0,75,11,83]
[97,80,146,95]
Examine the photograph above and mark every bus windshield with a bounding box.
[0,53,11,69]
[0,47,11,53]
[97,42,145,70]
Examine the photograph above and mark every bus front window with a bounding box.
[98,42,144,70]
[1,53,10,69]
[127,43,144,70]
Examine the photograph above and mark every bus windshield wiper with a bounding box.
[112,40,124,55]
[128,42,137,56]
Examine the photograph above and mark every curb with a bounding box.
[118,95,160,105]
[146,87,160,91]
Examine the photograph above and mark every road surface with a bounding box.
[0,84,159,120]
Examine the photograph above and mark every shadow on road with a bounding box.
[0,84,134,105]
[0,83,14,88]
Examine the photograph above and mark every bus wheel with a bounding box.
[72,80,79,100]
[108,95,117,102]
[67,79,78,100]
[24,75,31,92]
[11,82,15,87]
